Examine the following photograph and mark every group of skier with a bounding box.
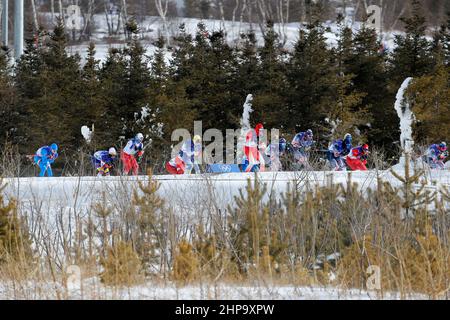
[33,133,145,177]
[163,126,373,175]
[163,125,448,175]
[426,142,448,170]
[31,129,448,177]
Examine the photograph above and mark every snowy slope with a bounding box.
[56,14,400,64]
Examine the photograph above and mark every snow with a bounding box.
[4,170,450,216]
[394,77,414,156]
[0,279,426,300]
[236,94,254,163]
[239,94,253,132]
[2,169,448,300]
[81,125,93,144]
[54,13,387,64]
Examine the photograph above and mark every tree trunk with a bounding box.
[155,0,170,46]
[82,0,95,40]
[59,0,64,23]
[104,0,112,35]
[121,0,129,38]
[31,0,39,31]
[50,0,55,25]
[219,0,225,30]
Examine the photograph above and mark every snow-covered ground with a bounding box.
[2,169,447,300]
[50,13,400,64]
[3,169,450,218]
[0,280,426,300]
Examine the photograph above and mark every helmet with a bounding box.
[193,135,202,144]
[136,133,144,142]
[255,123,264,137]
[362,144,369,152]
[344,133,352,141]
[50,143,58,152]
[306,129,313,137]
[439,142,447,151]
[108,147,117,156]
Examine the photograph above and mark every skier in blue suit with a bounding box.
[92,147,118,176]
[34,143,59,177]
[327,139,347,171]
[426,142,448,170]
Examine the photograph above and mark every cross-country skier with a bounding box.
[426,142,448,170]
[92,148,118,177]
[291,129,315,169]
[165,155,185,175]
[342,133,353,155]
[180,135,203,174]
[346,144,370,171]
[327,139,347,171]
[34,143,59,177]
[265,138,287,172]
[242,124,264,173]
[121,133,144,176]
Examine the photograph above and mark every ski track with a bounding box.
[4,170,450,212]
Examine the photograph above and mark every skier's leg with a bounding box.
[329,157,338,171]
[184,163,193,175]
[122,153,132,175]
[165,162,178,175]
[131,157,139,176]
[38,161,46,177]
[353,161,367,171]
[346,158,357,171]
[47,165,53,177]
[338,158,346,171]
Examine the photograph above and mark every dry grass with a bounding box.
[0,157,449,299]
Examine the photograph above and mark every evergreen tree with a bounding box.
[39,21,84,160]
[99,48,127,145]
[343,26,395,149]
[170,23,236,131]
[0,48,16,145]
[408,59,450,142]
[286,20,336,133]
[122,31,151,137]
[81,43,108,149]
[389,0,433,86]
[14,32,46,151]
[432,15,450,66]
[253,21,289,129]
[15,21,84,165]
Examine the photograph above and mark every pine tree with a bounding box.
[389,0,433,86]
[0,48,16,145]
[14,31,46,152]
[100,48,128,145]
[253,21,288,129]
[286,19,336,133]
[38,20,84,161]
[343,26,395,149]
[15,21,84,165]
[408,61,450,142]
[170,23,236,131]
[0,180,32,263]
[432,14,450,66]
[80,42,108,148]
[122,31,151,138]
